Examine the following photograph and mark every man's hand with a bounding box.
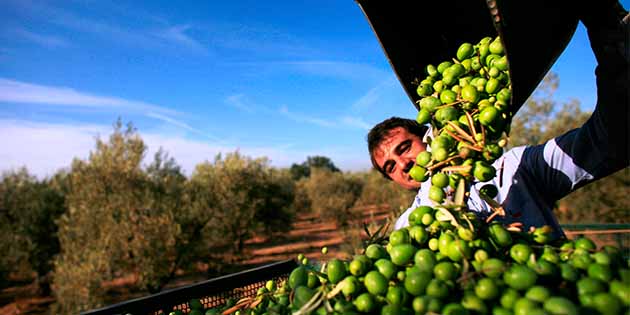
[578,0,628,69]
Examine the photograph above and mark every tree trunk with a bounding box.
[35,272,52,296]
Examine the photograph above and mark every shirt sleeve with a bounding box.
[517,17,629,202]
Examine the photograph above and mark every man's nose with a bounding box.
[397,158,412,173]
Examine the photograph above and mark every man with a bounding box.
[367,5,628,236]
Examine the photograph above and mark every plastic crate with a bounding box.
[81,259,298,315]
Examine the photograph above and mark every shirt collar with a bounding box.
[422,124,434,151]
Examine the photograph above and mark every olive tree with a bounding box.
[354,170,417,217]
[190,152,295,260]
[52,122,184,312]
[0,168,66,295]
[290,156,340,180]
[299,168,363,227]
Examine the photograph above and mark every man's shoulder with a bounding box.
[491,145,529,171]
[502,145,528,161]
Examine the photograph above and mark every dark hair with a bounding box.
[367,117,428,179]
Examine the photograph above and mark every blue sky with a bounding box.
[1,1,628,177]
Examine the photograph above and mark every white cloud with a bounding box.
[155,24,207,54]
[145,112,221,142]
[278,105,336,128]
[11,28,69,48]
[0,119,370,178]
[228,60,390,83]
[226,94,371,131]
[281,61,390,82]
[340,116,370,130]
[45,6,159,49]
[208,22,314,58]
[225,94,255,113]
[0,78,211,135]
[0,78,177,115]
[351,76,398,111]
[0,120,108,177]
[352,84,383,110]
[5,1,207,54]
[278,105,374,131]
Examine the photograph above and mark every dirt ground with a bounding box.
[0,205,393,315]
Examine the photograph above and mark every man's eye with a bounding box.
[386,163,394,173]
[397,140,411,154]
[402,142,410,152]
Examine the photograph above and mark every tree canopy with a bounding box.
[289,155,341,180]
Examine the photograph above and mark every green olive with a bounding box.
[456,42,474,61]
[478,37,493,45]
[435,106,459,124]
[432,147,449,162]
[478,43,490,61]
[473,161,496,182]
[417,83,433,97]
[416,108,431,125]
[477,99,492,110]
[488,67,500,78]
[475,78,487,92]
[483,143,503,162]
[451,85,462,94]
[409,165,429,182]
[485,78,501,94]
[429,186,446,203]
[437,61,453,74]
[494,100,508,113]
[471,58,482,71]
[432,172,449,188]
[458,114,470,127]
[494,56,509,71]
[485,54,501,68]
[479,106,499,126]
[446,64,466,79]
[458,146,473,159]
[419,96,442,112]
[416,151,432,167]
[432,135,454,150]
[461,59,472,72]
[461,85,480,104]
[426,64,438,78]
[442,75,457,87]
[496,88,511,103]
[439,90,457,104]
[459,76,472,87]
[489,38,504,55]
[479,184,498,198]
[433,80,445,93]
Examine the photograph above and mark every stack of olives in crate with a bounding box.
[214,219,629,315]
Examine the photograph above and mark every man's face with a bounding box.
[372,127,426,190]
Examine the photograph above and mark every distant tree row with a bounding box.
[0,121,413,313]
